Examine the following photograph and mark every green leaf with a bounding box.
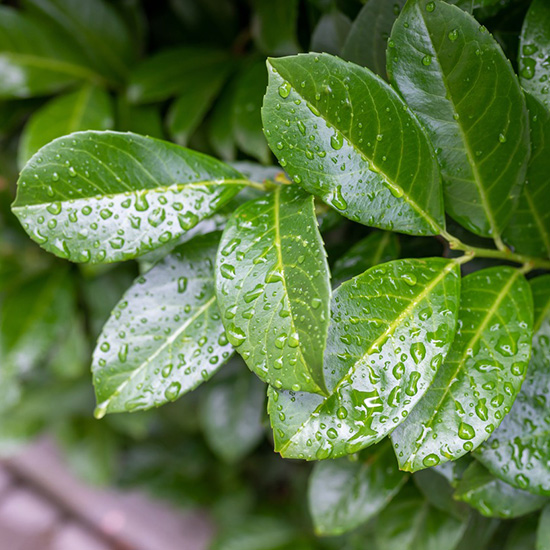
[127,47,231,104]
[208,79,238,161]
[262,53,445,236]
[12,130,247,263]
[200,360,266,463]
[503,94,550,258]
[375,485,467,550]
[392,266,533,472]
[18,85,114,167]
[308,440,408,536]
[92,232,234,417]
[216,184,331,395]
[115,98,164,139]
[234,60,271,164]
[538,504,550,550]
[22,0,135,83]
[310,11,352,56]
[505,516,538,550]
[332,231,400,287]
[454,461,547,519]
[519,0,550,110]
[476,275,550,495]
[268,258,460,460]
[0,6,103,98]
[251,0,300,56]
[387,0,530,239]
[342,0,407,76]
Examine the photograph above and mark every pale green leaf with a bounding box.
[537,504,550,550]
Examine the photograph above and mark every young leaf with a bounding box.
[519,0,550,110]
[268,258,461,460]
[538,504,550,550]
[332,231,400,287]
[476,275,550,495]
[454,461,548,519]
[12,131,247,263]
[200,360,266,463]
[375,485,467,550]
[0,6,102,98]
[216,185,331,395]
[387,0,530,239]
[18,85,114,167]
[392,266,534,472]
[503,94,550,259]
[308,440,408,536]
[251,0,300,56]
[92,233,233,417]
[262,53,445,236]
[342,0,407,76]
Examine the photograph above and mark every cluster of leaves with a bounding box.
[3,0,550,548]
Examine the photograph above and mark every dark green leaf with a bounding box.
[387,0,529,239]
[342,0,406,76]
[92,233,233,417]
[262,53,445,236]
[23,0,135,83]
[538,504,550,550]
[234,60,271,164]
[12,131,247,263]
[251,0,300,56]
[268,258,461,460]
[115,98,164,139]
[127,47,231,104]
[310,11,351,56]
[392,266,533,472]
[208,79,238,161]
[454,461,547,518]
[505,516,538,550]
[503,94,550,258]
[200,360,266,463]
[0,6,103,98]
[308,440,408,536]
[332,231,400,287]
[519,0,550,110]
[216,184,331,395]
[18,85,114,167]
[476,275,550,495]
[375,485,467,550]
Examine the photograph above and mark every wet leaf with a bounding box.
[268,258,460,460]
[342,0,407,76]
[262,53,445,236]
[388,0,529,239]
[18,85,114,167]
[332,231,400,287]
[308,440,408,536]
[454,461,547,519]
[519,0,550,110]
[216,185,331,395]
[504,94,550,259]
[12,131,247,263]
[92,233,233,417]
[392,266,533,472]
[476,275,550,495]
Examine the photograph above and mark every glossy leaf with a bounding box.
[200,360,266,463]
[342,0,407,76]
[310,11,351,56]
[268,258,460,460]
[262,53,445,236]
[18,85,114,167]
[308,440,408,536]
[127,48,231,104]
[92,233,233,417]
[23,0,135,83]
[375,485,467,550]
[0,6,102,98]
[388,0,529,239]
[233,60,271,164]
[504,94,550,258]
[216,184,331,395]
[519,0,550,110]
[476,275,550,495]
[12,131,247,263]
[332,231,400,287]
[394,267,533,472]
[538,504,550,550]
[454,461,547,519]
[251,0,300,55]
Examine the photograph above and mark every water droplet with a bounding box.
[164,381,181,401]
[448,29,458,41]
[422,55,432,66]
[330,132,344,150]
[278,82,291,98]
[226,324,246,346]
[423,454,440,467]
[458,422,475,440]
